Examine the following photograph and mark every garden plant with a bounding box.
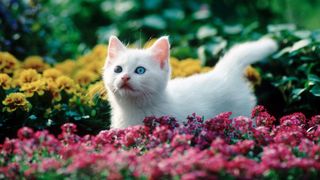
[0,0,320,179]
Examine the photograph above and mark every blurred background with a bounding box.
[1,0,320,61]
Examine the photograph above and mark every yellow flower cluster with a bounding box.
[0,52,20,74]
[2,93,31,112]
[0,39,261,113]
[170,58,212,78]
[23,56,49,72]
[0,73,12,90]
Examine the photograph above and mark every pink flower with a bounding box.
[309,115,320,127]
[272,124,305,146]
[1,138,15,155]
[2,162,20,178]
[203,154,226,172]
[210,138,234,156]
[306,125,320,143]
[253,126,273,145]
[261,144,295,169]
[251,105,267,118]
[234,140,255,154]
[251,106,276,127]
[280,112,306,126]
[171,134,193,149]
[227,156,263,179]
[232,116,254,134]
[17,127,34,140]
[61,123,77,134]
[181,171,210,180]
[205,112,232,132]
[1,110,319,179]
[39,158,62,172]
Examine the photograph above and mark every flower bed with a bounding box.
[1,106,319,179]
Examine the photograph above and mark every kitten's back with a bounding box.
[167,38,278,118]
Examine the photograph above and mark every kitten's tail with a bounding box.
[213,38,278,76]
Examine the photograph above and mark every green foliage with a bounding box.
[261,25,320,117]
[2,0,319,61]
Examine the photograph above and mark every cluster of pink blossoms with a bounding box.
[1,106,320,179]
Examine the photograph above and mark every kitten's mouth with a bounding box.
[120,83,134,91]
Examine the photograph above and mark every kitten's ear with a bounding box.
[108,36,126,60]
[148,36,170,69]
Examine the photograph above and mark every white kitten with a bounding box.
[103,36,278,128]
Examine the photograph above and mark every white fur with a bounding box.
[103,36,278,128]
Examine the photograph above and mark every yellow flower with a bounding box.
[0,52,20,74]
[77,53,94,65]
[201,67,212,73]
[20,80,46,97]
[143,38,157,48]
[92,44,108,60]
[17,69,41,86]
[56,76,76,94]
[45,79,61,101]
[170,57,180,68]
[245,66,262,86]
[43,68,63,80]
[23,56,49,72]
[0,73,12,90]
[2,93,31,112]
[83,61,104,75]
[87,81,108,105]
[171,58,203,78]
[74,70,98,86]
[53,104,61,110]
[55,60,76,76]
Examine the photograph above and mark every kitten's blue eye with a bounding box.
[135,66,146,74]
[114,66,122,73]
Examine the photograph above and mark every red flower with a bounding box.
[234,140,255,154]
[39,158,62,172]
[181,171,210,180]
[171,134,193,149]
[253,126,273,145]
[309,115,320,127]
[280,112,306,126]
[233,116,254,134]
[252,106,276,127]
[272,124,305,146]
[261,144,295,169]
[61,123,77,134]
[227,156,264,179]
[17,127,34,140]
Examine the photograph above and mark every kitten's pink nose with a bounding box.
[121,75,131,82]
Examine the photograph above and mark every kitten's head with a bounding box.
[103,36,171,98]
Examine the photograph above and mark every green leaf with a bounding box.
[267,24,296,32]
[273,47,291,58]
[310,85,320,97]
[143,15,166,30]
[197,26,217,39]
[171,46,196,59]
[192,9,211,20]
[223,24,243,35]
[163,9,185,20]
[290,39,312,52]
[66,110,79,117]
[28,115,37,121]
[308,74,320,84]
[291,88,306,99]
[293,30,312,39]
